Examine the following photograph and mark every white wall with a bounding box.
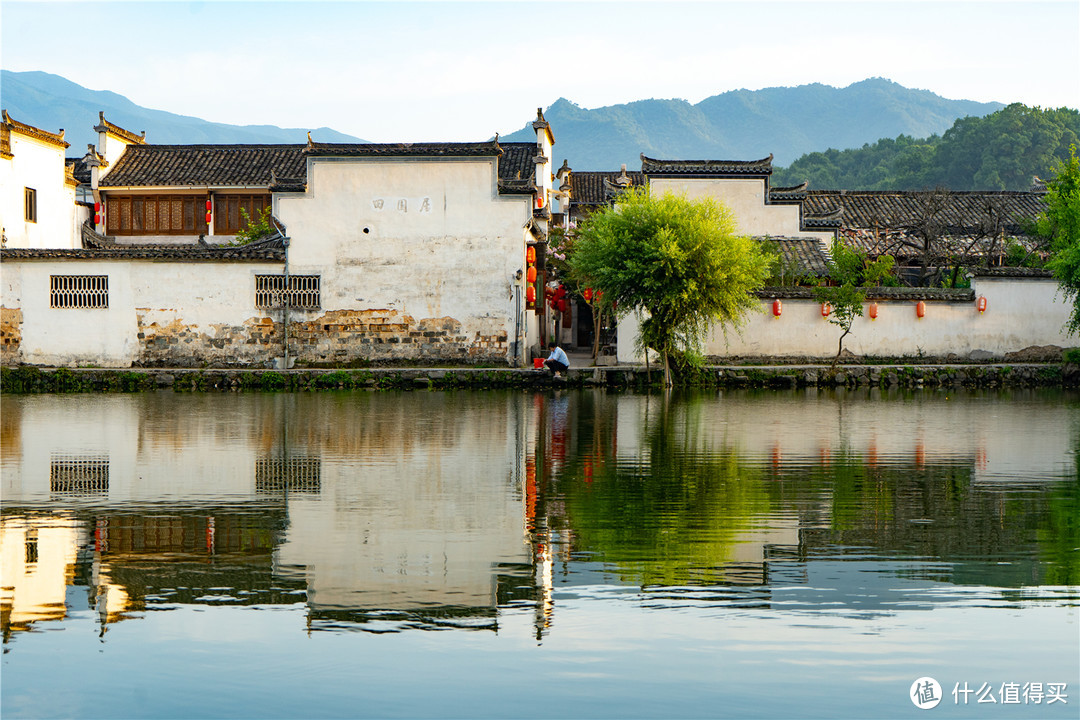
[1,132,78,249]
[2,260,284,367]
[650,177,833,242]
[617,277,1076,361]
[278,156,533,362]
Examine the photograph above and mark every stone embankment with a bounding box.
[2,363,1079,393]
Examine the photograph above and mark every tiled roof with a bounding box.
[100,144,306,187]
[67,156,92,184]
[756,286,976,302]
[804,190,1045,233]
[769,182,808,203]
[1,240,285,262]
[2,109,69,151]
[969,266,1054,278]
[569,170,646,206]
[641,153,773,177]
[94,112,146,145]
[304,140,502,158]
[498,142,535,180]
[756,236,831,277]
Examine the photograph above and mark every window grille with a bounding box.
[255,275,320,309]
[50,457,109,494]
[255,456,321,494]
[25,187,37,222]
[51,275,109,309]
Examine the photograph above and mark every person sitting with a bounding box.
[544,342,569,376]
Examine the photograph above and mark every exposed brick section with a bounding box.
[133,308,508,367]
[1,307,22,364]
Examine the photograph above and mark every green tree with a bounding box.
[568,187,773,385]
[814,239,896,369]
[1042,145,1080,333]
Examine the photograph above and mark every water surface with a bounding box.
[2,388,1077,718]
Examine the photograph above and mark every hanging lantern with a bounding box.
[916,300,926,318]
[557,298,568,313]
[93,201,101,225]
[556,284,566,299]
[869,302,879,320]
[94,202,101,213]
[526,246,536,264]
[583,287,593,303]
[977,296,987,314]
[205,198,212,224]
[205,199,212,212]
[821,302,832,318]
[526,266,537,283]
[526,286,536,304]
[536,195,545,209]
[772,299,782,318]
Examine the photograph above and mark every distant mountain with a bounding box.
[1,70,364,153]
[504,79,1005,171]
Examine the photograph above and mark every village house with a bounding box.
[0,110,558,368]
[557,153,1068,363]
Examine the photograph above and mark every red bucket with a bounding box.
[533,358,544,369]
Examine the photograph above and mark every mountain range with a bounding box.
[503,79,1004,170]
[3,70,1003,172]
[1,70,365,151]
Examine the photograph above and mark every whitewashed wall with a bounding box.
[649,177,833,242]
[617,276,1076,362]
[0,133,78,249]
[278,156,534,363]
[2,260,284,367]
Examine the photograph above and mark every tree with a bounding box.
[568,188,773,386]
[814,239,896,370]
[1043,145,1080,334]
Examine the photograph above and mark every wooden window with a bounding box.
[255,275,320,309]
[24,187,36,222]
[215,194,270,235]
[104,195,208,235]
[50,275,109,309]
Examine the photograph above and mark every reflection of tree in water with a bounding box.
[540,392,1080,589]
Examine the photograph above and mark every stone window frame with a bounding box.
[50,275,109,309]
[254,274,320,310]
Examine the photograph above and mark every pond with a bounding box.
[1,388,1077,719]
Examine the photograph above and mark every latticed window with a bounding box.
[25,187,36,222]
[50,275,108,309]
[106,195,208,235]
[215,194,270,235]
[255,275,320,309]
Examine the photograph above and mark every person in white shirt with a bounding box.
[544,342,569,375]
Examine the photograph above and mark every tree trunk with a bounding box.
[831,326,852,373]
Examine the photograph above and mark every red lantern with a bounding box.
[772,299,782,318]
[526,266,537,283]
[916,301,926,318]
[977,296,987,314]
[821,302,832,318]
[94,202,101,212]
[869,302,878,320]
[556,284,566,299]
[526,246,536,264]
[583,288,593,303]
[93,201,101,225]
[205,199,212,212]
[557,298,568,313]
[536,195,544,209]
[526,286,536,303]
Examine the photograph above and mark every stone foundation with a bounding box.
[134,308,509,367]
[1,307,22,365]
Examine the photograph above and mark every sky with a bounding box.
[1,0,1078,143]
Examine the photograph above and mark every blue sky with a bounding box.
[2,1,1078,142]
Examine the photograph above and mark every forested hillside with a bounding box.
[772,104,1080,191]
